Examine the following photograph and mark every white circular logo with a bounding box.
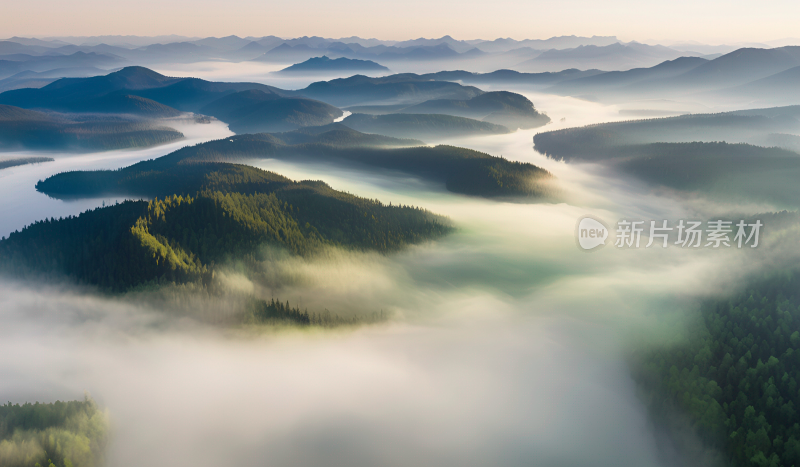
[575,216,609,251]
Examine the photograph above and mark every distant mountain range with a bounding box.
[2,34,797,80]
[0,66,106,92]
[0,51,124,80]
[530,46,800,105]
[9,34,617,52]
[0,66,349,133]
[6,45,800,135]
[515,42,713,72]
[0,34,669,73]
[396,45,800,107]
[0,67,546,134]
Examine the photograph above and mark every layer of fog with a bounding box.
[1,78,786,466]
[149,61,393,90]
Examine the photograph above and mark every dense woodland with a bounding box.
[36,129,556,200]
[637,266,800,467]
[3,162,451,291]
[0,397,108,467]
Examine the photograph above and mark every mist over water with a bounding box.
[0,118,233,238]
[0,71,783,466]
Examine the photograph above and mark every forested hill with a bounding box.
[345,91,551,130]
[278,56,389,74]
[399,91,551,130]
[533,109,800,160]
[0,66,288,114]
[531,110,800,208]
[2,163,451,291]
[36,127,556,200]
[296,73,484,106]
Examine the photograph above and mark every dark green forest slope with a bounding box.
[36,127,555,200]
[637,265,800,467]
[0,397,108,467]
[3,163,451,291]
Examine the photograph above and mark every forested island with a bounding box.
[0,104,184,151]
[399,91,551,129]
[3,162,452,291]
[1,157,453,325]
[35,126,555,200]
[346,91,551,130]
[0,397,108,467]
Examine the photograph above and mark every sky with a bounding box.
[2,0,800,44]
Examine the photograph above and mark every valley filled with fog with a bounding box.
[2,32,800,467]
[0,67,772,467]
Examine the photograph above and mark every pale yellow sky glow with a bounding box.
[2,0,799,44]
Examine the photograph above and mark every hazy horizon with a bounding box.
[3,0,800,45]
